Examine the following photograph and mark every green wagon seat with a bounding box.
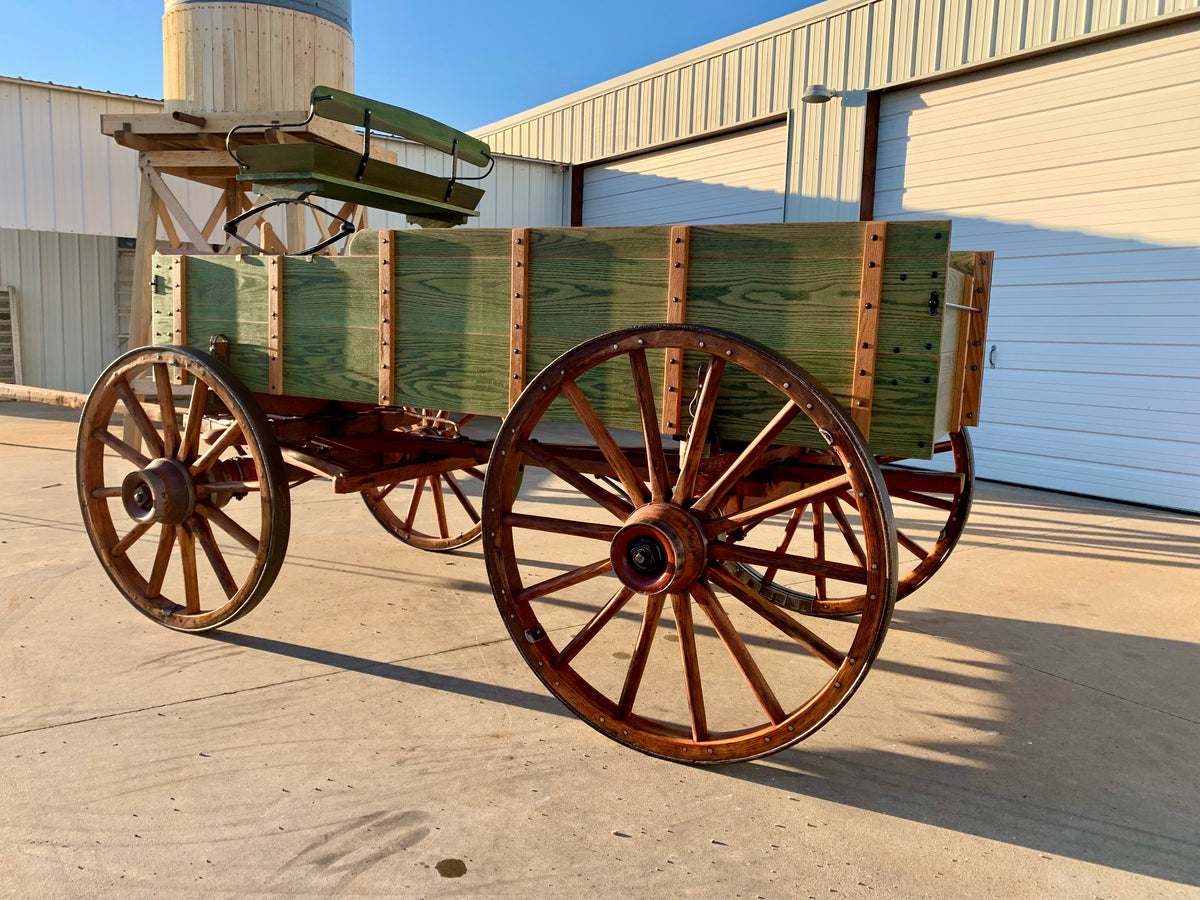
[227,85,494,248]
[235,142,485,226]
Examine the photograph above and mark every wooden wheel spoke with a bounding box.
[896,528,929,559]
[891,489,954,511]
[706,565,845,669]
[812,504,827,602]
[617,593,665,720]
[826,496,868,568]
[94,428,152,469]
[194,501,261,554]
[462,466,486,481]
[372,480,400,504]
[562,380,649,506]
[516,558,613,604]
[111,521,154,558]
[114,378,165,459]
[177,380,208,463]
[455,414,476,432]
[442,471,481,523]
[177,525,201,614]
[153,363,180,458]
[628,349,671,502]
[704,474,851,538]
[675,358,725,501]
[555,586,636,667]
[708,542,870,585]
[430,474,450,538]
[670,592,708,741]
[190,423,244,476]
[502,513,619,541]
[90,485,123,499]
[690,580,785,724]
[763,504,807,583]
[147,524,175,598]
[404,476,428,529]
[517,439,634,521]
[189,517,238,600]
[694,400,801,515]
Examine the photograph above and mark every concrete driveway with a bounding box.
[2,402,1198,899]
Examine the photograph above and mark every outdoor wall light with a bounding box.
[801,84,838,103]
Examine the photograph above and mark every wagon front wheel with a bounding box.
[483,325,897,764]
[77,346,290,631]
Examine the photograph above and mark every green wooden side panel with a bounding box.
[155,220,965,460]
[395,258,511,335]
[394,332,511,416]
[530,226,671,259]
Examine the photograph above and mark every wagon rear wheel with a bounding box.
[77,346,289,631]
[362,409,485,551]
[725,429,974,616]
[483,325,897,764]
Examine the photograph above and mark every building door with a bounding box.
[873,21,1200,511]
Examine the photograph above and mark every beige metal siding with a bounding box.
[0,228,120,393]
[581,122,788,226]
[365,139,568,230]
[873,22,1200,511]
[475,0,1199,221]
[0,78,221,239]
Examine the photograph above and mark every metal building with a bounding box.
[475,1,1200,512]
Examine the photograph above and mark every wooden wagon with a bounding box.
[75,88,993,764]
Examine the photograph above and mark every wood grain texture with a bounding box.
[851,222,887,437]
[663,226,690,433]
[510,228,530,405]
[379,230,395,405]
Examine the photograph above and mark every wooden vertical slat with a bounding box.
[958,251,994,427]
[171,256,187,385]
[661,225,690,435]
[850,222,888,438]
[268,255,283,394]
[510,227,530,406]
[378,230,395,405]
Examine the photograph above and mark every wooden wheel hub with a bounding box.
[120,457,196,526]
[610,503,707,594]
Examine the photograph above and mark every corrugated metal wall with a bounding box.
[0,77,222,238]
[0,228,120,392]
[367,140,568,229]
[475,0,1199,220]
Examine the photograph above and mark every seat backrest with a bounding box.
[310,85,492,168]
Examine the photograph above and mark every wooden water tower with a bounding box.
[104,0,386,348]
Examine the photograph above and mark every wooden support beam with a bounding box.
[171,256,187,384]
[662,225,690,434]
[157,202,183,249]
[201,191,231,242]
[510,227,530,406]
[378,231,395,405]
[850,222,888,438]
[268,256,283,394]
[958,251,994,428]
[141,157,212,250]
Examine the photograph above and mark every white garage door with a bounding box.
[582,121,788,226]
[874,21,1200,512]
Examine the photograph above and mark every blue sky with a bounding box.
[5,1,821,130]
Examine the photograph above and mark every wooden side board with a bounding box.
[155,221,989,460]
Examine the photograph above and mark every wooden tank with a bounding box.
[162,0,354,113]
